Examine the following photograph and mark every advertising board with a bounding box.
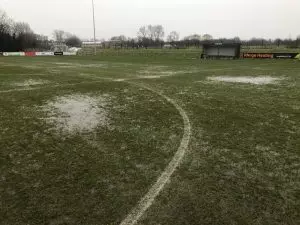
[273,53,299,59]
[63,52,77,56]
[35,52,55,56]
[54,52,63,56]
[243,52,300,59]
[243,53,274,59]
[3,52,26,56]
[25,52,36,56]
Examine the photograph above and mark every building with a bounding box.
[82,41,103,47]
[202,42,241,59]
[51,42,68,52]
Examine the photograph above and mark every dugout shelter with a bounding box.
[202,42,241,59]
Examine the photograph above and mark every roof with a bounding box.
[202,42,241,48]
[82,41,102,45]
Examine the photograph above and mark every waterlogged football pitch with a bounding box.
[0,55,299,225]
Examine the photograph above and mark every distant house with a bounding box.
[82,41,103,47]
[163,44,172,48]
[202,42,241,59]
[68,47,82,53]
[51,42,68,52]
[163,43,178,49]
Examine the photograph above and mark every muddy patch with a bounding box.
[207,76,283,85]
[43,94,110,133]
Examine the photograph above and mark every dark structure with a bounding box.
[202,43,241,59]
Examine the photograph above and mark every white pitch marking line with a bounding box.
[120,82,192,225]
[1,74,192,225]
[0,80,109,93]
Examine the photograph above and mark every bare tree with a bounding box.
[296,35,300,47]
[53,30,66,43]
[147,25,155,40]
[167,31,180,42]
[138,25,164,41]
[0,9,12,34]
[150,25,164,40]
[66,32,74,40]
[13,22,32,36]
[202,34,213,40]
[137,25,165,48]
[233,36,241,43]
[36,34,50,50]
[275,38,282,47]
[11,22,37,50]
[184,34,201,40]
[111,35,127,42]
[65,35,82,47]
[0,9,50,51]
[110,35,127,48]
[137,26,148,40]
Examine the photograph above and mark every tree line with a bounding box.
[0,9,48,51]
[1,8,300,51]
[105,26,300,49]
[0,9,81,52]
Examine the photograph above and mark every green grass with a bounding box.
[0,54,299,225]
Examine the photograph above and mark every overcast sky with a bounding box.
[0,0,299,40]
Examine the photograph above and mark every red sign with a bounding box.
[25,52,36,57]
[243,53,274,59]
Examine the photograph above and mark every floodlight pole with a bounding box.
[92,0,97,55]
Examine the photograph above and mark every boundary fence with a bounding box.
[243,53,300,59]
[0,52,77,57]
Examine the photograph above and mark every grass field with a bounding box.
[0,54,299,225]
[80,47,300,57]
